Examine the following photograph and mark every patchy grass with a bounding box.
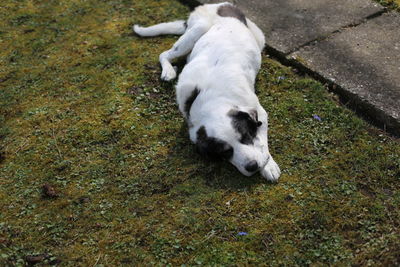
[1,0,399,266]
[375,0,400,11]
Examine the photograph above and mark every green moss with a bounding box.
[1,0,400,266]
[374,0,400,11]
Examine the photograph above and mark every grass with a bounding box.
[1,0,399,265]
[374,0,400,11]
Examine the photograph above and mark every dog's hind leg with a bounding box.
[133,20,187,37]
[159,22,210,81]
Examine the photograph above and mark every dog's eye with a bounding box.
[228,110,261,145]
[221,146,233,159]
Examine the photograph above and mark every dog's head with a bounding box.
[190,105,270,176]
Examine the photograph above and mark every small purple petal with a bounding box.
[313,115,322,121]
[237,232,248,236]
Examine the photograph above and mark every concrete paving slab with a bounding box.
[192,0,383,54]
[290,12,400,133]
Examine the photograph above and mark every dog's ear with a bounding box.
[196,126,233,160]
[248,109,262,127]
[229,109,261,125]
[228,109,261,145]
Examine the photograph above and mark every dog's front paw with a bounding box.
[261,157,281,182]
[161,65,177,81]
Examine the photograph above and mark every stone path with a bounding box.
[188,0,400,136]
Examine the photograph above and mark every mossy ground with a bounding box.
[375,0,400,11]
[1,0,399,266]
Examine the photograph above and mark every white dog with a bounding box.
[134,2,281,181]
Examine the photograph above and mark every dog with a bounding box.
[133,2,281,181]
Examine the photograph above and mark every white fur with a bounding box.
[134,3,280,181]
[133,20,187,37]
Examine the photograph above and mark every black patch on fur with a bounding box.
[184,88,200,118]
[196,126,233,160]
[229,110,261,145]
[217,4,247,26]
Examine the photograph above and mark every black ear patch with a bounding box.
[184,88,200,118]
[196,126,234,160]
[217,4,247,26]
[229,110,261,145]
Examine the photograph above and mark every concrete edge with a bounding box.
[271,48,400,137]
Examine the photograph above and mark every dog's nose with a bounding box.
[245,160,259,173]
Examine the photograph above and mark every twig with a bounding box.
[51,128,63,160]
[14,139,28,154]
[93,253,101,267]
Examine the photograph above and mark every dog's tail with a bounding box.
[133,20,187,37]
